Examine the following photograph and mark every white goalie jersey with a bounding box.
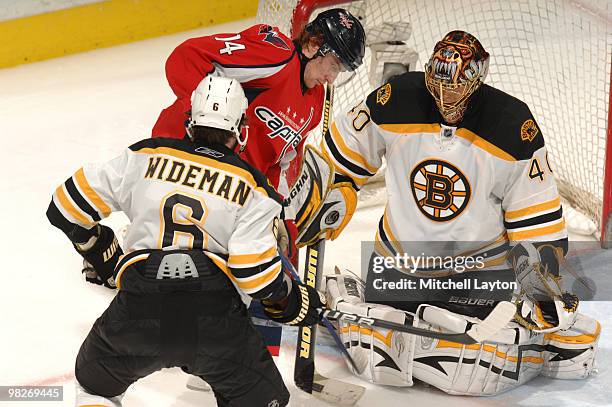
[47,137,284,299]
[322,72,567,259]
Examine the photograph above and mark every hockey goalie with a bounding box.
[286,30,600,396]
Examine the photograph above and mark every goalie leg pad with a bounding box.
[542,313,600,379]
[412,314,547,396]
[326,274,582,395]
[326,274,414,386]
[339,303,415,387]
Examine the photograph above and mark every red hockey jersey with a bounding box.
[153,24,325,191]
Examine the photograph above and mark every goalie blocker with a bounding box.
[284,145,357,247]
[325,273,600,396]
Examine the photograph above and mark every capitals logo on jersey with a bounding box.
[254,106,314,161]
[258,25,290,50]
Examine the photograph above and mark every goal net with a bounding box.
[256,0,612,245]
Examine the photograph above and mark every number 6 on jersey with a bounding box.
[159,192,209,249]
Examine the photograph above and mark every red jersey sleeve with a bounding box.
[165,24,296,99]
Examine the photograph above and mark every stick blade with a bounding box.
[294,358,315,393]
[467,301,517,343]
[310,373,365,406]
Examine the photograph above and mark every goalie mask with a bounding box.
[188,76,249,150]
[425,31,489,124]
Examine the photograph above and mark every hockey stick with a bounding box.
[279,252,361,372]
[323,300,517,345]
[293,240,365,406]
[292,81,364,406]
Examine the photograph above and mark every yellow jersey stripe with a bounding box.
[228,246,277,267]
[203,252,242,287]
[75,168,112,217]
[379,123,441,134]
[374,230,395,259]
[505,197,561,220]
[321,143,368,187]
[55,185,92,226]
[233,262,282,291]
[455,128,517,161]
[330,122,379,174]
[507,219,566,240]
[382,208,403,255]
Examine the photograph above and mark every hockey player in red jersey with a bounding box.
[151,10,365,378]
[153,9,365,198]
[47,76,326,407]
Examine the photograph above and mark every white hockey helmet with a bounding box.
[189,76,249,148]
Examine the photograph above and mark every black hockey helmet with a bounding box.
[305,8,366,72]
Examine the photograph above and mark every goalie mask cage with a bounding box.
[256,0,612,247]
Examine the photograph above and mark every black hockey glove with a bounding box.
[74,225,122,289]
[262,279,326,327]
[82,260,112,288]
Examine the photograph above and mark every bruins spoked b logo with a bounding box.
[410,159,471,221]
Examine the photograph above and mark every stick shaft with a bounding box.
[294,83,338,391]
[324,301,515,345]
[294,239,326,391]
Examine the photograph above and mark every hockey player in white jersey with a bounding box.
[46,76,326,407]
[288,31,600,396]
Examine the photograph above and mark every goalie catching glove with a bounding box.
[509,241,578,332]
[74,224,122,289]
[284,145,357,247]
[262,278,326,327]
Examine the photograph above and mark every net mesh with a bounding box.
[256,0,611,234]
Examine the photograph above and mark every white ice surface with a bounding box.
[0,17,609,407]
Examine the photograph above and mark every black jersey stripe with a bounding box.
[244,266,287,300]
[504,207,563,230]
[64,177,101,222]
[229,256,281,279]
[471,241,511,260]
[46,200,96,243]
[377,217,398,257]
[324,130,375,178]
[335,173,359,191]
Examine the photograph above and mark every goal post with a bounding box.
[603,59,612,247]
[256,0,612,247]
